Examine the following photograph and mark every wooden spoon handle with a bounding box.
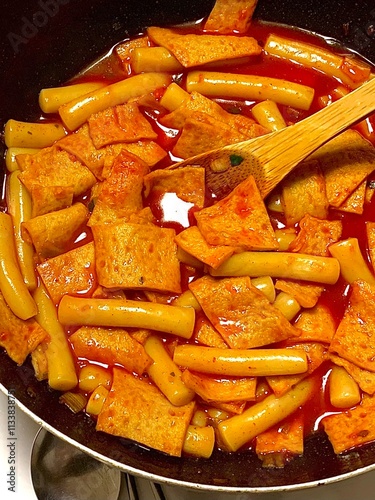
[256,76,375,176]
[171,77,375,199]
[211,77,375,198]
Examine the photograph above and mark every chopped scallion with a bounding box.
[230,154,244,167]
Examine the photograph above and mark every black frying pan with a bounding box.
[0,0,375,492]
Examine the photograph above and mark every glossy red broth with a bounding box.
[2,18,375,458]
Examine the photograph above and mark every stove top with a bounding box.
[1,389,375,500]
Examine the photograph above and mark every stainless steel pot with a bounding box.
[0,0,375,492]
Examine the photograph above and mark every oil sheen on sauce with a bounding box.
[3,19,375,453]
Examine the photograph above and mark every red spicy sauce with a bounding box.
[2,18,375,454]
[136,20,375,443]
[48,19,375,445]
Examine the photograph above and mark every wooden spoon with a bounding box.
[169,77,375,199]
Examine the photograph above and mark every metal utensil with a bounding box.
[31,428,122,500]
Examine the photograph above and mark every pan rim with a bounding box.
[2,381,375,494]
[1,0,375,490]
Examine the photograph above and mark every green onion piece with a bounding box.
[59,392,87,414]
[227,106,242,114]
[230,154,244,167]
[88,198,96,212]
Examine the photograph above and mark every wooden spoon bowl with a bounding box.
[170,77,375,199]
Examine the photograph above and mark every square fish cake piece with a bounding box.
[96,367,195,457]
[37,242,96,304]
[329,280,375,372]
[189,275,300,349]
[0,291,47,365]
[310,129,375,208]
[322,394,375,454]
[93,221,181,293]
[195,175,278,250]
[147,26,261,67]
[288,214,342,257]
[281,161,329,226]
[69,326,151,375]
[88,102,157,149]
[204,0,258,34]
[175,226,235,269]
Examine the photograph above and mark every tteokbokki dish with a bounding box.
[2,0,375,468]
